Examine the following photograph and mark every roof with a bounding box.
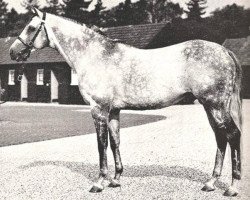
[238,37,250,66]
[104,23,168,49]
[0,23,169,65]
[223,36,250,66]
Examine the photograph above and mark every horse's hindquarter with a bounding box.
[180,40,236,103]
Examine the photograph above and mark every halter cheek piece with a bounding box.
[17,12,48,54]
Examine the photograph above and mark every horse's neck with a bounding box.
[47,14,111,73]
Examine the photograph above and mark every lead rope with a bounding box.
[17,62,26,82]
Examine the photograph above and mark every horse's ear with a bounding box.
[30,7,42,18]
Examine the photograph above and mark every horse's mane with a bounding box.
[49,13,122,44]
[55,14,107,37]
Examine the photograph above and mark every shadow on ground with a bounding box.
[0,106,166,146]
[20,160,228,190]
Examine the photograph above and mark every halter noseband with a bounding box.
[17,12,48,52]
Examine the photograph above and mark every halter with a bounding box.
[16,11,48,81]
[17,12,48,53]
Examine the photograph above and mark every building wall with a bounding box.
[0,62,86,104]
[0,65,21,101]
[24,64,50,102]
[242,65,250,99]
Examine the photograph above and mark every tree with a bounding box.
[89,0,106,26]
[212,4,248,25]
[103,0,183,26]
[21,0,40,10]
[148,0,183,23]
[42,0,64,15]
[0,0,8,37]
[112,0,134,26]
[210,4,250,38]
[62,0,92,10]
[62,0,93,22]
[6,11,32,37]
[5,8,20,37]
[185,0,207,21]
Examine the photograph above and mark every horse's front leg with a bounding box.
[89,106,109,193]
[108,109,123,187]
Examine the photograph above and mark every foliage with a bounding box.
[21,0,40,10]
[42,0,64,15]
[103,0,183,27]
[61,0,91,22]
[147,0,183,23]
[0,0,249,49]
[210,4,250,38]
[89,0,106,26]
[185,0,207,21]
[0,0,8,37]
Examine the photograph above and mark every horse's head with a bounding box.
[10,7,50,62]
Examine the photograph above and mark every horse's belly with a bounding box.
[113,85,186,110]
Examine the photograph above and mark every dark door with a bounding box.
[36,68,51,103]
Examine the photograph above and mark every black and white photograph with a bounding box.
[0,0,250,199]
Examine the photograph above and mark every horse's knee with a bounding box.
[232,170,241,180]
[91,106,108,122]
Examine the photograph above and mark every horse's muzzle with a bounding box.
[10,47,31,62]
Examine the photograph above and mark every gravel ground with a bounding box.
[0,101,249,200]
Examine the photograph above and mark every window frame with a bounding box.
[71,68,78,85]
[36,69,44,85]
[8,70,15,85]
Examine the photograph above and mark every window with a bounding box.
[37,69,44,85]
[71,69,78,85]
[8,70,15,85]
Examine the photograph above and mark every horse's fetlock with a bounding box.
[232,171,241,180]
[212,171,221,179]
[100,169,108,178]
[116,165,123,174]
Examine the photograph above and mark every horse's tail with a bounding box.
[228,50,242,132]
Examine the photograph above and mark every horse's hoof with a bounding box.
[108,179,121,188]
[201,183,215,192]
[224,187,238,197]
[89,184,104,193]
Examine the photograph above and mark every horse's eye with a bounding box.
[28,26,36,32]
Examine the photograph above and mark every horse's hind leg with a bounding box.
[224,126,241,196]
[108,109,123,187]
[202,106,228,192]
[202,104,242,196]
